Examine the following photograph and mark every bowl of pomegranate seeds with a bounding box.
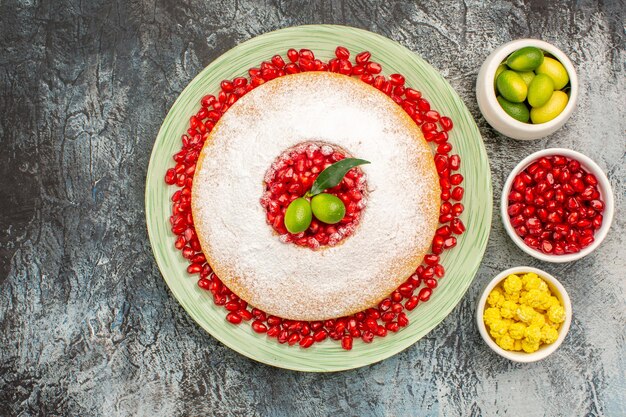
[501,148,614,262]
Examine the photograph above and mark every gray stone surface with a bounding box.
[1,0,624,415]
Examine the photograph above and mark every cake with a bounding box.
[191,72,440,321]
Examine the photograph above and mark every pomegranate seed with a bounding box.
[313,330,328,342]
[225,301,240,312]
[449,154,460,170]
[450,173,463,185]
[299,336,314,348]
[251,320,268,333]
[299,48,314,60]
[425,278,438,288]
[338,59,353,75]
[266,325,280,337]
[379,298,392,311]
[437,143,453,154]
[334,46,350,59]
[288,333,301,346]
[197,278,211,290]
[341,335,353,350]
[277,330,289,344]
[287,48,299,62]
[361,331,374,343]
[405,296,419,310]
[352,65,365,76]
[418,288,432,302]
[239,309,253,321]
[389,73,405,86]
[385,322,400,332]
[584,173,598,186]
[403,89,420,102]
[164,168,176,184]
[443,237,457,249]
[508,203,523,217]
[355,51,371,64]
[424,110,440,123]
[187,263,202,274]
[439,116,453,131]
[451,187,464,200]
[580,235,594,247]
[359,73,373,84]
[226,312,242,324]
[365,62,382,74]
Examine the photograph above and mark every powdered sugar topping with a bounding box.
[191,72,440,320]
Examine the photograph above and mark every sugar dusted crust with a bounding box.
[192,72,440,321]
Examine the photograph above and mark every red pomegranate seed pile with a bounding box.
[260,144,366,249]
[164,46,465,349]
[508,155,604,255]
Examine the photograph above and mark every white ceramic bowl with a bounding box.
[476,39,578,140]
[476,266,572,363]
[501,148,614,263]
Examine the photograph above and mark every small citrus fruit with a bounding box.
[284,197,312,233]
[311,193,346,224]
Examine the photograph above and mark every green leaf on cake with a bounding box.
[307,158,370,197]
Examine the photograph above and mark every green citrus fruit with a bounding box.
[535,57,569,90]
[311,193,346,224]
[506,47,544,71]
[496,70,528,103]
[497,96,530,123]
[284,197,312,233]
[494,63,508,88]
[530,90,569,124]
[518,71,535,87]
[527,73,555,108]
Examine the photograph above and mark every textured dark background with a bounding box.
[1,0,624,416]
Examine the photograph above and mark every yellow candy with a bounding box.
[497,334,515,350]
[513,340,523,351]
[503,274,523,294]
[526,289,549,309]
[504,291,520,302]
[546,319,560,329]
[522,273,542,290]
[522,339,540,353]
[537,280,549,293]
[525,324,542,344]
[487,288,505,307]
[489,319,511,338]
[484,307,502,326]
[547,296,560,308]
[500,300,518,319]
[516,305,536,323]
[509,322,527,340]
[530,313,546,328]
[541,326,559,344]
[548,305,566,324]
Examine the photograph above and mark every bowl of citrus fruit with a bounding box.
[476,39,578,140]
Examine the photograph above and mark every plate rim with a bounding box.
[145,24,493,372]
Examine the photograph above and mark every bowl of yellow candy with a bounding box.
[476,266,572,362]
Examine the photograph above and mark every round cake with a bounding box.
[191,72,440,321]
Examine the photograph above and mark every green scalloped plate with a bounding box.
[146,25,492,372]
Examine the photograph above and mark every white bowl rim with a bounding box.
[476,266,572,363]
[483,38,579,132]
[501,148,615,263]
